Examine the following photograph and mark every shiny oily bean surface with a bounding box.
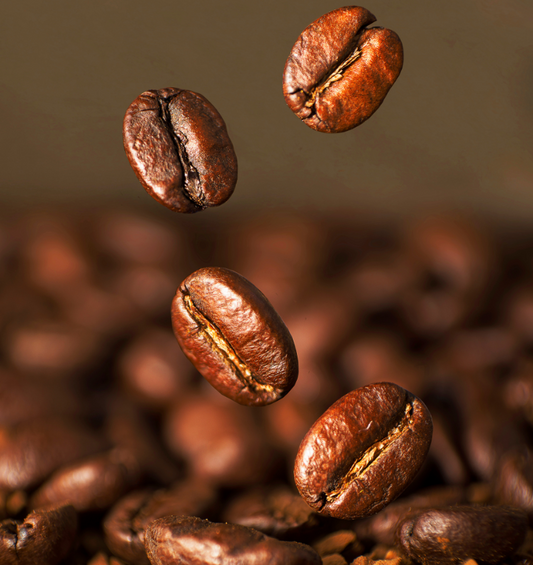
[171,267,298,406]
[283,6,403,133]
[144,516,322,565]
[395,505,528,564]
[123,88,237,213]
[294,382,433,519]
[104,479,216,565]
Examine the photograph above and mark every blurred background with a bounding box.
[2,4,533,555]
[1,0,532,227]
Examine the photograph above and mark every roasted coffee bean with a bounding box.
[123,88,237,213]
[0,416,105,491]
[353,485,468,546]
[144,516,322,565]
[171,267,298,406]
[283,6,403,133]
[30,448,141,513]
[395,505,528,564]
[294,382,433,519]
[103,479,216,565]
[0,505,77,565]
[222,485,319,539]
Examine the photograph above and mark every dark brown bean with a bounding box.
[294,382,433,519]
[30,448,141,513]
[283,6,403,133]
[0,417,105,491]
[0,505,77,565]
[395,505,528,564]
[171,267,298,406]
[144,516,322,565]
[222,485,319,539]
[123,88,237,213]
[353,485,468,546]
[104,479,216,565]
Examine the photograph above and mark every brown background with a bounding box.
[1,1,532,226]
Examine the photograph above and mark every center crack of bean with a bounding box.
[157,95,205,209]
[305,47,362,109]
[324,402,414,505]
[183,294,276,395]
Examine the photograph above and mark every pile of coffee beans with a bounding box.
[0,206,532,564]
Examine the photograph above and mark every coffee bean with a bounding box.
[294,382,433,519]
[30,448,141,513]
[144,515,322,565]
[395,505,528,564]
[0,416,105,491]
[283,6,403,133]
[222,485,319,539]
[104,479,216,565]
[171,267,298,406]
[123,88,237,213]
[353,485,468,546]
[0,505,77,565]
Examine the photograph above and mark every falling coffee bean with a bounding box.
[283,6,403,133]
[171,267,298,406]
[294,382,433,519]
[123,88,238,213]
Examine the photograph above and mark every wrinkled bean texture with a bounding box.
[283,6,403,133]
[294,382,433,519]
[144,516,322,565]
[123,88,238,213]
[0,505,77,565]
[171,267,298,406]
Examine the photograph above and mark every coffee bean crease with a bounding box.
[325,401,413,505]
[303,47,362,113]
[155,95,204,209]
[182,292,276,397]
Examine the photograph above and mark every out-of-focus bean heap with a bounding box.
[1,207,533,564]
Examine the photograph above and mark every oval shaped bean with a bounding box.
[123,88,238,213]
[395,505,528,564]
[283,6,403,133]
[144,516,322,565]
[171,267,298,406]
[294,382,432,519]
